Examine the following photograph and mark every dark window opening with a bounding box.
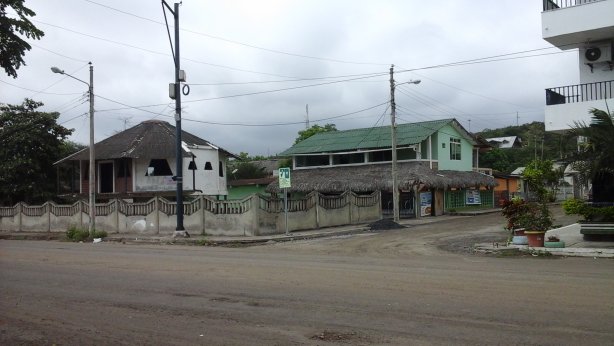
[204,161,213,170]
[117,159,131,177]
[146,159,173,176]
[368,150,392,162]
[218,161,224,177]
[332,153,364,165]
[295,155,330,167]
[82,164,89,181]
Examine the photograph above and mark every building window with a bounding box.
[204,161,213,170]
[332,153,364,165]
[117,159,131,177]
[450,138,461,161]
[295,155,329,167]
[368,150,392,162]
[146,159,173,176]
[219,161,224,177]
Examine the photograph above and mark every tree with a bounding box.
[522,159,562,202]
[566,108,614,202]
[0,99,73,204]
[294,124,337,144]
[0,0,44,78]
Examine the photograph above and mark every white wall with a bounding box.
[132,148,229,195]
[545,98,614,132]
[542,0,614,47]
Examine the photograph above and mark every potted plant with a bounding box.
[516,201,553,247]
[501,197,528,244]
[544,235,565,248]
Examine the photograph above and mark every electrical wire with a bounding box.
[0,79,83,95]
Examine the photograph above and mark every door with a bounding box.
[99,162,114,193]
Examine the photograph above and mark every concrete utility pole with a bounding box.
[88,63,95,236]
[389,65,400,222]
[163,1,185,235]
[51,63,95,237]
[389,65,420,222]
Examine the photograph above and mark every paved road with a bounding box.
[1,212,613,345]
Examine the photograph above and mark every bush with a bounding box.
[66,226,107,242]
[562,198,614,222]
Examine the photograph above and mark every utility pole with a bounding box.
[305,104,309,129]
[516,111,519,126]
[163,1,185,235]
[389,65,400,222]
[88,63,95,236]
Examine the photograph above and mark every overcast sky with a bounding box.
[2,0,578,156]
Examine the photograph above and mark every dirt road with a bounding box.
[1,210,613,345]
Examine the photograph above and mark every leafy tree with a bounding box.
[230,162,269,180]
[0,0,44,78]
[522,159,562,202]
[294,123,337,144]
[479,148,512,173]
[565,108,614,202]
[0,99,73,204]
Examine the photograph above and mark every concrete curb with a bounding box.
[474,242,614,258]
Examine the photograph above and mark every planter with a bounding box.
[512,235,528,245]
[544,241,565,248]
[525,231,546,247]
[513,228,526,236]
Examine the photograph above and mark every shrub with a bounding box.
[66,226,107,242]
[562,198,614,222]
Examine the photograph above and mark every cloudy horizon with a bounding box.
[2,0,578,156]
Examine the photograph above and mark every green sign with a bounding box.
[279,167,291,188]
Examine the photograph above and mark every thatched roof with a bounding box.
[266,162,497,193]
[56,120,237,164]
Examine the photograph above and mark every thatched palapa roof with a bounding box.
[266,162,497,193]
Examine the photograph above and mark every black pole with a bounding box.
[173,2,184,231]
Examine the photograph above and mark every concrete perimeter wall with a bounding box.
[0,191,381,236]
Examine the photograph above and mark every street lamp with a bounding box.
[51,63,96,236]
[389,64,420,222]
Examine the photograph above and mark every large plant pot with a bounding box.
[512,235,528,245]
[525,231,545,247]
[544,241,565,248]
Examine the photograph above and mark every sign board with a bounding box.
[420,192,432,216]
[279,167,291,188]
[465,189,481,205]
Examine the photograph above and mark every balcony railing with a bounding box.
[545,80,614,105]
[543,0,600,11]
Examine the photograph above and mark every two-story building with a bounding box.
[542,0,614,131]
[55,120,238,201]
[268,118,496,217]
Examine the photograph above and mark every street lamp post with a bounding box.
[389,65,420,222]
[51,63,96,237]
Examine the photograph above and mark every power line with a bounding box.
[81,0,389,66]
[30,43,90,63]
[0,79,83,95]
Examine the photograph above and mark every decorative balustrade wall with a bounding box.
[0,191,382,236]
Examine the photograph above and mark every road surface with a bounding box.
[1,211,613,345]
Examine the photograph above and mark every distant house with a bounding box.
[55,120,238,200]
[486,136,522,149]
[268,118,497,217]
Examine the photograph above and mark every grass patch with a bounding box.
[66,226,107,242]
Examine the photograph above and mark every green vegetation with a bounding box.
[477,122,575,173]
[66,226,108,242]
[563,198,614,222]
[294,123,337,144]
[0,99,80,205]
[0,0,45,78]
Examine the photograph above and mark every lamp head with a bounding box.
[50,67,64,74]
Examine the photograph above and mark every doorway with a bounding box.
[99,162,114,193]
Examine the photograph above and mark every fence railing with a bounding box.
[546,80,614,105]
[543,0,599,11]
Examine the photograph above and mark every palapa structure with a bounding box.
[266,161,496,194]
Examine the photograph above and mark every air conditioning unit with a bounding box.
[583,42,612,65]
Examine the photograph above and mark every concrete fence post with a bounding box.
[315,192,320,229]
[200,195,206,235]
[17,202,23,232]
[114,199,120,233]
[155,196,160,235]
[79,200,83,228]
[348,192,353,224]
[46,202,51,232]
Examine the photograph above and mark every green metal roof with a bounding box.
[281,119,462,155]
